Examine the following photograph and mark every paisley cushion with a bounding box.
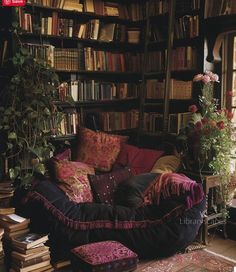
[88,167,133,205]
[71,241,138,272]
[52,158,95,203]
[76,127,128,172]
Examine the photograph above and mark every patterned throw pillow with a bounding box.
[76,127,128,172]
[52,158,95,203]
[88,167,133,205]
[113,144,164,175]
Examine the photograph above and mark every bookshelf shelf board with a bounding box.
[56,70,142,78]
[50,134,77,141]
[19,33,143,50]
[170,69,199,78]
[53,101,76,108]
[25,4,143,26]
[144,72,165,79]
[77,98,138,106]
[173,36,201,47]
[147,41,167,50]
[54,98,138,108]
[204,13,236,25]
[144,101,163,106]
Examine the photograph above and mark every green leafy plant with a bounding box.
[0,47,63,188]
[178,71,234,215]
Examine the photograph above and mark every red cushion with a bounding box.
[114,144,164,175]
[71,241,138,272]
[76,127,128,172]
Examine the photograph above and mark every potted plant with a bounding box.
[178,71,234,215]
[0,47,63,188]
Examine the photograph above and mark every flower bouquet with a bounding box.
[177,71,233,208]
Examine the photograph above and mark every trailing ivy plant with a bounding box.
[0,47,63,188]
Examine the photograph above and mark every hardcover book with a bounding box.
[11,233,49,249]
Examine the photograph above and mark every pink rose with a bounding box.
[202,75,211,84]
[217,121,225,130]
[195,121,202,130]
[201,117,208,125]
[205,70,213,76]
[193,74,203,82]
[188,104,198,113]
[210,73,219,82]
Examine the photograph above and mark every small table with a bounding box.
[181,170,227,244]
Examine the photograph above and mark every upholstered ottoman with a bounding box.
[71,241,138,272]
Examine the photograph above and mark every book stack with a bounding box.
[10,233,52,272]
[0,182,15,208]
[0,214,30,240]
[0,228,4,264]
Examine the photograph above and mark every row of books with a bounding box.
[54,47,143,72]
[148,0,169,16]
[57,80,140,102]
[144,111,192,134]
[18,8,142,44]
[148,0,200,16]
[168,112,192,134]
[146,50,166,73]
[144,112,163,133]
[146,79,192,100]
[59,111,79,136]
[174,15,199,40]
[100,110,139,131]
[175,0,200,13]
[26,0,145,21]
[171,46,197,71]
[204,0,236,18]
[42,110,79,136]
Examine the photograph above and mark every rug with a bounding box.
[138,249,236,272]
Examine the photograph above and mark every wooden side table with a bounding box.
[181,171,227,244]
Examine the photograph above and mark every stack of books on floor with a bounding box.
[0,181,15,208]
[0,228,4,264]
[10,233,53,272]
[0,213,30,239]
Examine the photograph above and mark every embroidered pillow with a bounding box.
[52,158,95,203]
[113,144,164,175]
[88,167,133,205]
[76,127,128,172]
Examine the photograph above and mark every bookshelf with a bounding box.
[6,0,146,140]
[0,0,208,156]
[140,0,204,138]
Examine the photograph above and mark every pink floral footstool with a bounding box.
[71,241,138,272]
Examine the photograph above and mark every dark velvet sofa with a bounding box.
[22,172,206,262]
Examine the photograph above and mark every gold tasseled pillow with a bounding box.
[150,155,181,174]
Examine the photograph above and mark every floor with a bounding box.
[136,231,236,271]
[1,232,236,271]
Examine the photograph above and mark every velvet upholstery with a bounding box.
[24,178,206,261]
